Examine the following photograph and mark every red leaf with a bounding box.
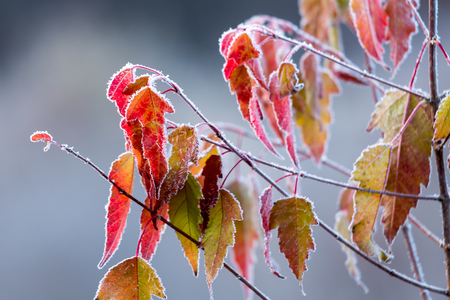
[139,202,168,261]
[107,63,135,116]
[222,32,261,80]
[229,65,254,122]
[30,131,53,151]
[142,122,168,190]
[98,152,135,268]
[384,0,417,74]
[219,29,237,57]
[200,154,223,233]
[259,186,284,278]
[350,0,388,65]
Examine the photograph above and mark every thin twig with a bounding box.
[53,142,270,300]
[408,214,444,248]
[409,39,428,89]
[202,137,442,202]
[364,53,379,104]
[403,222,432,300]
[408,0,429,37]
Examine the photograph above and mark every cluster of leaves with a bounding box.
[30,0,450,299]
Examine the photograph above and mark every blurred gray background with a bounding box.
[2,0,450,299]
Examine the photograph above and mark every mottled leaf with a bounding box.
[434,94,450,141]
[350,144,391,261]
[350,0,387,65]
[300,0,338,43]
[95,256,165,300]
[278,62,302,98]
[107,63,135,116]
[202,188,243,294]
[269,196,318,295]
[368,89,433,244]
[168,173,203,276]
[334,188,368,293]
[98,152,135,269]
[227,180,260,299]
[259,186,283,277]
[139,202,168,261]
[384,0,417,74]
[222,32,260,80]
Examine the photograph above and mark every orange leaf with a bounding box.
[201,188,243,295]
[269,196,318,295]
[98,152,135,268]
[300,0,338,43]
[222,32,260,80]
[159,125,199,203]
[384,0,417,74]
[168,173,203,276]
[139,202,168,261]
[227,180,260,299]
[350,144,391,261]
[95,256,165,300]
[334,188,368,293]
[30,131,53,151]
[350,0,387,65]
[229,65,254,122]
[434,93,450,141]
[368,89,433,244]
[122,75,149,95]
[107,63,135,117]
[278,62,302,98]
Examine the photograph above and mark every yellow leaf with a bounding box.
[434,93,450,141]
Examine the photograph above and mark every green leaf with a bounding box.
[168,173,203,276]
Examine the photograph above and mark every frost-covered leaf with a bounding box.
[350,144,391,261]
[350,0,387,65]
[159,125,199,203]
[278,62,302,98]
[368,89,433,244]
[30,131,53,151]
[259,186,284,278]
[434,94,450,141]
[98,152,135,269]
[229,65,255,122]
[202,188,243,295]
[139,202,168,261]
[200,154,223,233]
[300,0,338,43]
[190,135,220,179]
[168,173,203,276]
[334,188,368,292]
[384,0,417,74]
[293,53,340,163]
[142,122,168,190]
[269,196,318,295]
[269,69,298,165]
[95,256,165,300]
[227,180,260,299]
[123,75,149,95]
[107,63,135,116]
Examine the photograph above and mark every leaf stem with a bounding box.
[402,222,432,300]
[409,39,428,89]
[389,100,427,147]
[51,142,270,300]
[408,214,444,248]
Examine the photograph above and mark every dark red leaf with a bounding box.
[200,154,223,233]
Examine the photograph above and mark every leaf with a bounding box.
[278,62,302,98]
[98,152,136,269]
[126,86,174,127]
[160,125,199,203]
[30,131,53,151]
[168,173,203,276]
[293,53,340,163]
[350,144,391,261]
[350,0,387,65]
[200,154,223,233]
[269,69,298,165]
[269,196,318,295]
[222,32,261,80]
[384,0,417,74]
[107,63,135,117]
[123,75,149,95]
[190,135,220,179]
[95,256,165,300]
[201,188,243,295]
[434,93,450,141]
[259,187,284,278]
[141,122,168,190]
[334,189,368,293]
[368,89,433,244]
[227,180,260,299]
[299,0,338,43]
[229,65,254,122]
[139,202,168,261]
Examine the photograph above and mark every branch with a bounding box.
[50,141,270,300]
[202,137,442,202]
[408,214,444,248]
[243,25,429,100]
[402,222,432,300]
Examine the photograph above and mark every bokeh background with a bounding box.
[2,0,450,299]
